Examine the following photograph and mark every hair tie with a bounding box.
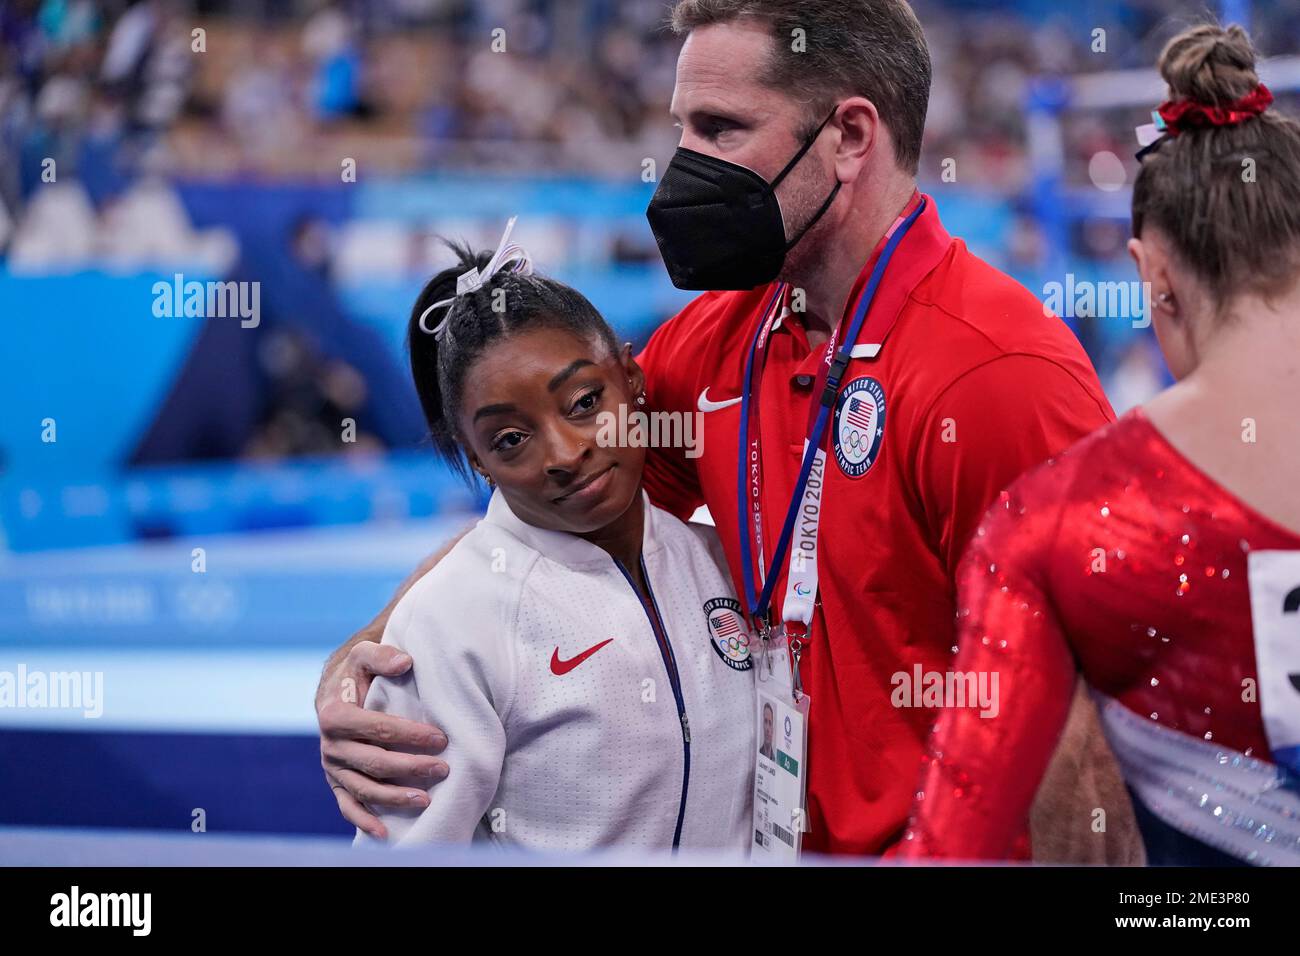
[1136,83,1274,160]
[418,216,535,339]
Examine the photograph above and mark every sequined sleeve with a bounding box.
[900,486,1080,859]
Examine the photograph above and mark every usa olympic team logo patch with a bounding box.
[834,376,886,478]
[703,597,751,671]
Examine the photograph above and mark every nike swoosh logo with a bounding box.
[550,639,615,676]
[698,388,742,413]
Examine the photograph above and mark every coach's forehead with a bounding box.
[671,20,778,117]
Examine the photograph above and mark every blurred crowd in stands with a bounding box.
[6,1,1300,193]
[3,0,1300,464]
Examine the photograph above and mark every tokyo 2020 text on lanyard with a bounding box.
[735,198,927,703]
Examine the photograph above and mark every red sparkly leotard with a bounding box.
[901,408,1300,862]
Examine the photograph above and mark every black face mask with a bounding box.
[646,108,842,291]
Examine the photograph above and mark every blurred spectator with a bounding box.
[301,2,366,122]
[243,327,385,460]
[100,0,191,141]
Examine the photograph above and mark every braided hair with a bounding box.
[407,239,619,481]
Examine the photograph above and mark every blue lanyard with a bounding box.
[734,198,927,627]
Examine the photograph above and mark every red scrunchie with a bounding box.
[1157,83,1274,135]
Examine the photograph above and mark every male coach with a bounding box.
[316,0,1142,861]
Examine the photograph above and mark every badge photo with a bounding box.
[833,376,886,478]
[703,597,752,671]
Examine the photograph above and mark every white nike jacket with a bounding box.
[355,490,755,854]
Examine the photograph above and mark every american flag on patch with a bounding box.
[845,397,874,432]
[711,614,741,636]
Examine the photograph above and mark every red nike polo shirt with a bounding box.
[637,192,1115,856]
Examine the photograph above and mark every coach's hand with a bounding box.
[317,621,449,840]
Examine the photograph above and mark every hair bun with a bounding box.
[1158,23,1259,106]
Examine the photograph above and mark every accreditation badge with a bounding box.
[751,631,811,863]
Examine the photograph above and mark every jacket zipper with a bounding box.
[613,555,691,849]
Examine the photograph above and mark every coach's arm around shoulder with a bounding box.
[316,529,469,838]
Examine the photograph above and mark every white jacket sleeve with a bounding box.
[355,564,517,847]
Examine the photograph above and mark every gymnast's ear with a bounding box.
[1128,234,1177,318]
[1127,236,1159,291]
[619,343,646,400]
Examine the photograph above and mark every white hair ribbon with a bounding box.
[418,216,535,338]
